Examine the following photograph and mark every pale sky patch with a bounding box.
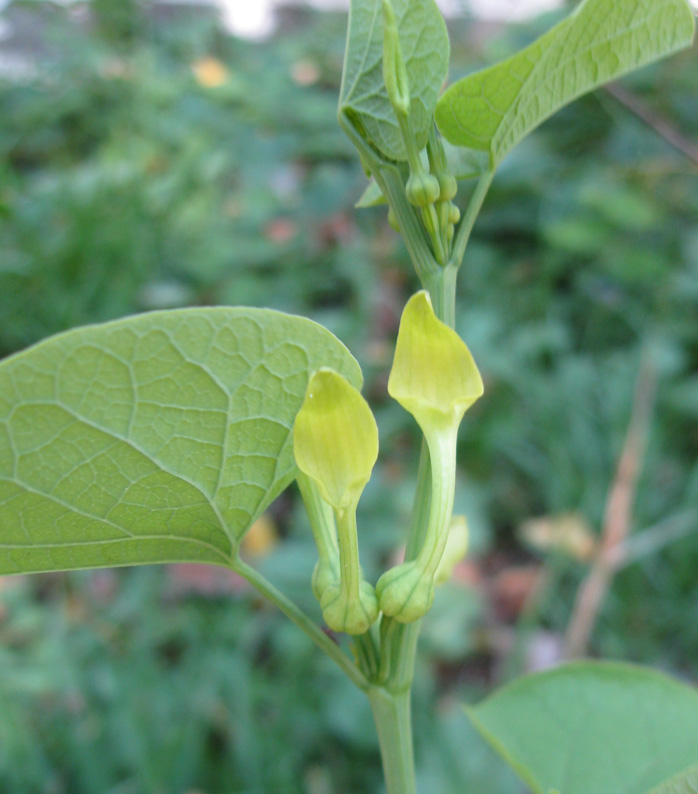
[221,0,566,38]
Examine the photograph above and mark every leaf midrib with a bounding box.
[341,0,382,108]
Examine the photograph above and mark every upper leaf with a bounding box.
[0,309,361,574]
[466,661,698,794]
[646,766,698,794]
[436,0,696,166]
[339,0,449,162]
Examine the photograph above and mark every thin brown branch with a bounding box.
[563,349,657,659]
[605,83,698,166]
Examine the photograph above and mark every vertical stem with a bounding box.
[423,261,457,329]
[335,507,361,602]
[403,442,432,562]
[413,429,458,578]
[368,687,417,794]
[338,113,438,284]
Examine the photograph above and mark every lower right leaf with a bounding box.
[648,765,698,794]
[465,661,698,794]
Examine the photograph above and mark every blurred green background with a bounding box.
[0,1,697,792]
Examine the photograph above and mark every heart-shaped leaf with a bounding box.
[0,308,361,574]
[647,766,698,794]
[466,661,698,794]
[339,0,449,162]
[436,0,695,167]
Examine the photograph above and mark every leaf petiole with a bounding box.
[230,556,370,691]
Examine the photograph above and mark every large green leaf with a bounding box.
[0,309,361,574]
[647,766,698,794]
[436,0,695,166]
[339,0,449,162]
[466,661,698,794]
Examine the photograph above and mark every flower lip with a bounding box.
[293,367,378,511]
[388,291,483,429]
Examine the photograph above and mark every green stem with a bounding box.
[231,557,369,691]
[403,441,432,562]
[413,428,458,579]
[369,238,458,794]
[297,472,339,568]
[353,630,380,680]
[368,687,417,794]
[449,170,494,269]
[377,163,440,280]
[338,112,438,284]
[393,111,447,265]
[335,506,362,602]
[424,262,458,328]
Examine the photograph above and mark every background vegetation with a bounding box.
[0,1,697,791]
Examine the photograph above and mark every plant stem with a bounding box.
[449,170,494,270]
[337,112,439,284]
[412,429,458,579]
[424,262,458,328]
[404,441,432,562]
[368,687,417,794]
[231,557,370,691]
[372,230,467,790]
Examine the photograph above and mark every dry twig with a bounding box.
[563,350,657,659]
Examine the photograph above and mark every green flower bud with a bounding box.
[312,558,340,602]
[375,560,434,623]
[438,173,458,202]
[321,579,379,635]
[406,172,441,208]
[388,207,401,233]
[448,203,461,225]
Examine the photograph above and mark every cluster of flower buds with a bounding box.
[381,0,458,263]
[293,291,483,634]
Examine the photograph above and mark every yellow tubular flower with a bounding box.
[294,369,379,634]
[377,292,483,622]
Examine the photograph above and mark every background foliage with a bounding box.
[0,1,697,791]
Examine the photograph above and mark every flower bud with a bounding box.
[321,579,379,635]
[312,558,339,602]
[375,560,434,623]
[406,172,441,208]
[438,173,458,203]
